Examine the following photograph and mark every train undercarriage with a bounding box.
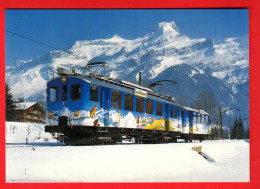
[45,126,212,145]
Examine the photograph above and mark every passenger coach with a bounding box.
[45,66,211,145]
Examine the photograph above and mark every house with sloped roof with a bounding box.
[15,102,46,123]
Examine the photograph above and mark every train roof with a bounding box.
[83,75,178,104]
[49,68,179,105]
[182,106,210,115]
[182,106,199,112]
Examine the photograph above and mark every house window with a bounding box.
[62,85,67,101]
[90,85,99,102]
[136,96,144,113]
[124,93,133,111]
[146,99,153,114]
[71,85,80,100]
[156,102,162,116]
[112,90,122,109]
[50,86,58,102]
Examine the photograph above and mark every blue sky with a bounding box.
[5,9,248,65]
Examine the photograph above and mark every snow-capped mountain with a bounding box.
[5,21,249,123]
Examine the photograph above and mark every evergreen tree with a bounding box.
[231,116,238,139]
[231,115,245,139]
[245,127,250,139]
[17,97,25,103]
[238,116,245,139]
[5,83,16,121]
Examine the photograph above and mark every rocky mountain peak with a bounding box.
[154,21,180,35]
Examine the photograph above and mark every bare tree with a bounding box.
[176,94,189,107]
[192,91,218,123]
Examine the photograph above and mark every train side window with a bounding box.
[112,90,122,109]
[100,90,103,107]
[193,113,197,125]
[71,85,81,100]
[124,93,133,111]
[174,108,178,118]
[146,99,153,114]
[50,86,58,102]
[198,115,201,124]
[170,106,173,118]
[187,112,190,123]
[202,115,205,125]
[136,96,144,113]
[62,85,67,101]
[156,102,162,116]
[90,85,99,102]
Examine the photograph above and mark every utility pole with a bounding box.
[236,114,239,140]
[229,117,231,139]
[216,118,219,139]
[210,96,212,125]
[219,107,239,140]
[219,106,222,139]
[210,96,212,138]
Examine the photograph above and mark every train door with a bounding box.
[181,109,189,134]
[204,115,208,134]
[165,104,170,131]
[189,111,194,134]
[192,113,197,134]
[182,109,187,126]
[100,87,110,126]
[208,115,211,134]
[177,107,182,131]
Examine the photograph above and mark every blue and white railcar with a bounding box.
[181,107,211,142]
[45,67,211,145]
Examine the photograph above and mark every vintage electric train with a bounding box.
[45,65,212,145]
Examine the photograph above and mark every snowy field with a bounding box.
[5,122,249,183]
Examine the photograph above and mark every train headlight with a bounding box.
[61,77,67,83]
[74,110,80,117]
[48,111,53,118]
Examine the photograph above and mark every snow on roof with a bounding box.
[182,106,210,115]
[182,106,199,112]
[15,102,37,110]
[199,109,210,115]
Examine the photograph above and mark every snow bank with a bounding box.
[5,122,249,182]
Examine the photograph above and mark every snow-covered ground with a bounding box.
[5,121,249,183]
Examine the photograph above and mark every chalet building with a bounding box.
[15,102,46,123]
